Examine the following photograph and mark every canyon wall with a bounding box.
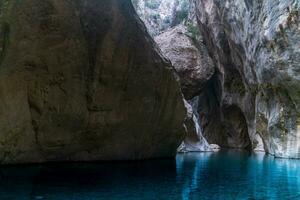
[194,0,300,158]
[1,0,299,163]
[0,0,186,164]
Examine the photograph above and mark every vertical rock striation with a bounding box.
[0,0,186,164]
[193,0,300,158]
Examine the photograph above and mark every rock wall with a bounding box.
[194,0,300,158]
[0,0,186,164]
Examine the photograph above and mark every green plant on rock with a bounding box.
[176,9,188,22]
[186,22,200,39]
[173,0,189,25]
[150,13,160,23]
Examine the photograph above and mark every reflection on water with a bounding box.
[0,150,299,199]
[176,151,300,200]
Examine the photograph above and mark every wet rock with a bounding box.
[132,0,190,36]
[209,144,221,152]
[177,99,212,153]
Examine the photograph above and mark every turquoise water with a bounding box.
[0,150,300,200]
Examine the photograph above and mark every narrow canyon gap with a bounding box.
[133,0,300,158]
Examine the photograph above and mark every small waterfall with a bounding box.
[285,122,300,158]
[178,99,216,152]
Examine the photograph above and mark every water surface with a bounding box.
[0,150,299,200]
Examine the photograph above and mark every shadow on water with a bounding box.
[0,150,299,200]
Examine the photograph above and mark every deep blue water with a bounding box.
[0,150,300,200]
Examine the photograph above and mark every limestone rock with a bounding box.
[0,0,186,164]
[132,0,190,36]
[155,24,215,99]
[193,0,300,158]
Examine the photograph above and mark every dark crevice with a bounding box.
[74,0,113,109]
[222,105,252,150]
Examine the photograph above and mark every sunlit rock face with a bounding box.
[194,0,300,158]
[0,0,186,164]
[132,0,189,35]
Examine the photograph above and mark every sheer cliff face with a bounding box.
[194,0,300,158]
[0,0,186,164]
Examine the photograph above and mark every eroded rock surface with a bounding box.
[0,0,186,164]
[155,25,215,100]
[194,0,300,158]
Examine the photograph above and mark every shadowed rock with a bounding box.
[0,0,186,164]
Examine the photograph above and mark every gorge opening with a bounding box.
[132,0,253,153]
[0,0,299,199]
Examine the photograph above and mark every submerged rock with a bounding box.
[0,0,186,164]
